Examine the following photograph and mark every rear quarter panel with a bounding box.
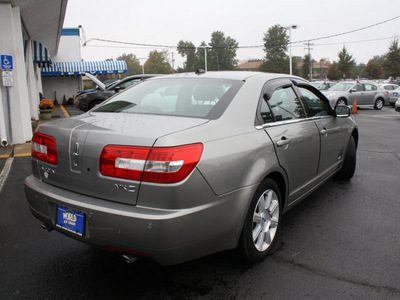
[153,75,284,196]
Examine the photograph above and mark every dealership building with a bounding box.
[0,0,126,146]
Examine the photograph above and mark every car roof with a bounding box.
[120,74,161,81]
[148,71,306,82]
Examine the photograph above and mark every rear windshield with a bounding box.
[93,78,243,119]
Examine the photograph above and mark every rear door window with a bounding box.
[364,83,377,91]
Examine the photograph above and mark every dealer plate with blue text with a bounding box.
[56,205,85,236]
[394,92,398,96]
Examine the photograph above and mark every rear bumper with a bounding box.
[24,175,253,265]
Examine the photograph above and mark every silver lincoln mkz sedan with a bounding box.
[24,71,358,265]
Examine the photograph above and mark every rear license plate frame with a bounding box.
[56,205,85,236]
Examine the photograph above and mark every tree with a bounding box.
[373,55,385,65]
[364,59,384,79]
[327,62,341,80]
[354,63,368,79]
[291,56,302,77]
[117,53,142,76]
[259,25,289,73]
[337,46,356,79]
[144,50,173,74]
[383,39,400,79]
[177,40,197,72]
[177,31,239,72]
[208,31,238,71]
[301,54,312,79]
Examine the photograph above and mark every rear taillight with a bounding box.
[100,143,203,184]
[386,91,389,94]
[31,132,58,165]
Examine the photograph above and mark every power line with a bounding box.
[289,35,398,48]
[86,35,399,51]
[82,16,400,50]
[290,15,400,45]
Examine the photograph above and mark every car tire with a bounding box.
[336,136,356,180]
[239,178,282,262]
[336,98,347,107]
[89,100,102,110]
[374,98,384,110]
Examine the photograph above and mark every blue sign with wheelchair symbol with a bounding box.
[1,55,13,70]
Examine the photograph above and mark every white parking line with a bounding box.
[0,157,14,192]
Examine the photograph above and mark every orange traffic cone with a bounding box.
[351,98,357,114]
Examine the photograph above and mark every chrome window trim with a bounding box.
[255,115,333,130]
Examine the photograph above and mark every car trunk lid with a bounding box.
[35,113,208,205]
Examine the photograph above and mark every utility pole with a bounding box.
[304,40,314,81]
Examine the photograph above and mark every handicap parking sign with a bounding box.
[1,55,13,70]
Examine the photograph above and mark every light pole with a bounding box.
[138,57,146,74]
[198,47,209,72]
[280,25,298,75]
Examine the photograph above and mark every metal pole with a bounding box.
[5,87,12,143]
[0,87,8,146]
[308,41,312,81]
[204,47,207,72]
[289,28,292,75]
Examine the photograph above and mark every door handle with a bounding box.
[320,129,328,137]
[276,137,290,147]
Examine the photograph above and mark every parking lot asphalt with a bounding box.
[0,106,399,299]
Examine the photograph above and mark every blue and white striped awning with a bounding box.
[41,60,128,76]
[33,41,52,66]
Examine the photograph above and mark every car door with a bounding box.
[259,79,321,204]
[295,85,349,180]
[348,83,364,105]
[363,83,378,105]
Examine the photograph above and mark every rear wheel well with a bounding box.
[351,129,359,149]
[266,172,286,209]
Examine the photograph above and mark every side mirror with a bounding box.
[335,105,351,117]
[349,88,357,93]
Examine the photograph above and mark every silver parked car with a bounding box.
[395,99,400,113]
[24,71,358,265]
[310,80,337,91]
[323,81,389,109]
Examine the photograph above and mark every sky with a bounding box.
[63,0,400,69]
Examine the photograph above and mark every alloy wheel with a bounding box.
[252,189,280,252]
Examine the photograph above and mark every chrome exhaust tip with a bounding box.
[41,223,53,232]
[122,254,139,264]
